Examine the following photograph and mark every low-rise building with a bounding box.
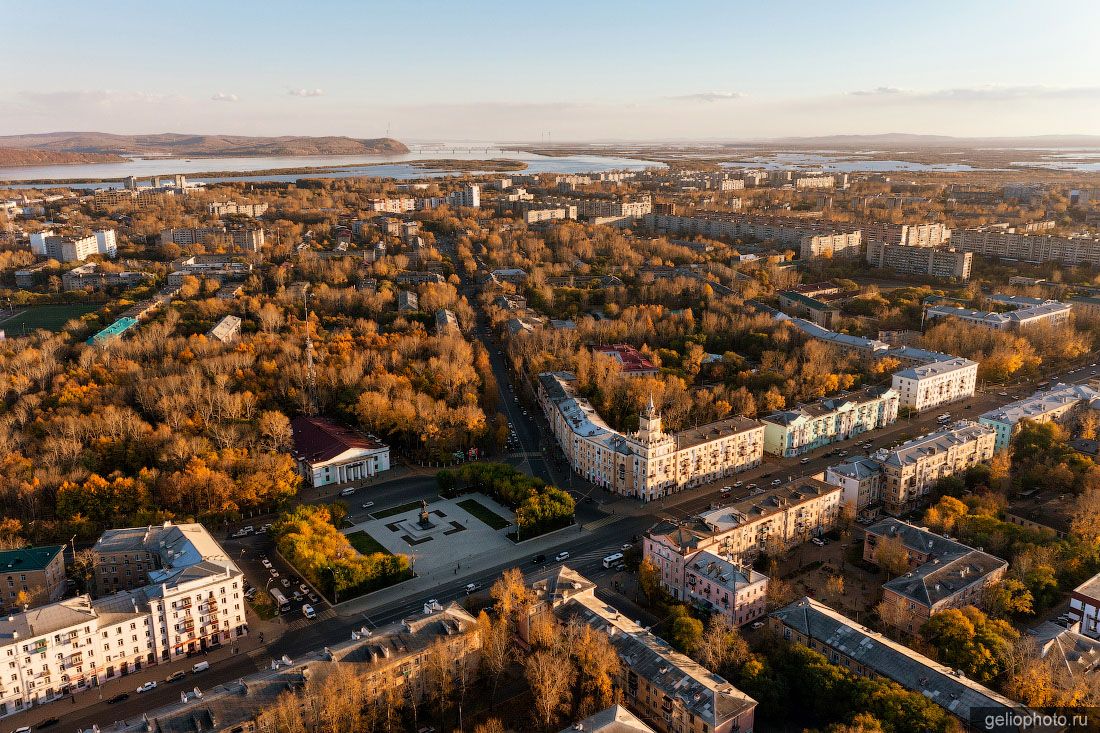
[864,519,1007,633]
[434,308,459,333]
[776,290,841,327]
[925,300,1071,331]
[770,597,1026,724]
[890,357,978,413]
[1069,571,1100,639]
[397,290,418,312]
[979,383,1099,452]
[825,455,885,517]
[762,386,899,457]
[61,262,153,291]
[871,421,995,515]
[207,314,242,344]
[291,415,390,486]
[591,343,659,378]
[0,546,66,613]
[558,705,657,733]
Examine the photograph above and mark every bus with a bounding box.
[602,552,624,569]
[270,588,291,613]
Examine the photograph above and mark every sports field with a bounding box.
[0,304,100,334]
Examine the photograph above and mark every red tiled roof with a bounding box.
[592,343,658,373]
[291,416,385,464]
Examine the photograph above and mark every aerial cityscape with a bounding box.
[3,2,1100,732]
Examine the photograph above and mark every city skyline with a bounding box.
[5,0,1100,141]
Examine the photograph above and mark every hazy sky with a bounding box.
[4,0,1100,141]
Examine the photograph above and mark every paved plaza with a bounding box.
[344,494,517,575]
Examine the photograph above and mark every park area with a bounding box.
[0,303,99,334]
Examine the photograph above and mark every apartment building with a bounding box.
[0,546,66,613]
[61,262,153,291]
[865,241,972,280]
[502,199,578,223]
[141,602,479,733]
[159,226,265,252]
[645,477,841,596]
[446,183,480,208]
[776,290,840,327]
[979,383,1099,452]
[291,415,390,486]
[538,372,763,501]
[864,519,1007,633]
[952,227,1100,267]
[860,222,950,247]
[0,522,247,716]
[682,551,769,626]
[521,567,757,733]
[30,229,117,263]
[642,212,861,259]
[207,201,268,217]
[1069,571,1100,639]
[872,421,995,515]
[165,255,253,288]
[925,299,1072,331]
[434,308,459,334]
[770,597,1026,724]
[762,386,899,457]
[824,455,885,517]
[366,197,416,213]
[778,316,891,356]
[890,357,977,412]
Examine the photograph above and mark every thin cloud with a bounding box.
[849,86,905,96]
[211,92,239,102]
[667,91,743,103]
[288,88,325,97]
[17,89,184,108]
[846,85,1100,102]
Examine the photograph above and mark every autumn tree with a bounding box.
[526,649,571,730]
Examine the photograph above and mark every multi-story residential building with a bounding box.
[591,343,659,377]
[558,706,657,733]
[925,299,1072,331]
[762,386,899,457]
[159,226,265,252]
[777,316,891,356]
[207,201,268,217]
[872,421,995,515]
[682,551,768,626]
[61,262,153,291]
[489,267,528,285]
[394,270,444,285]
[366,197,416,213]
[542,194,652,221]
[890,357,978,412]
[860,222,951,248]
[434,308,459,334]
[397,290,418,312]
[0,546,66,613]
[538,372,763,501]
[979,384,1099,452]
[776,290,841,327]
[30,230,117,263]
[503,200,578,223]
[521,567,757,733]
[445,183,480,208]
[864,519,1007,633]
[825,455,885,517]
[645,476,841,597]
[1069,571,1100,639]
[642,212,861,259]
[865,242,972,280]
[770,597,1026,724]
[165,255,253,288]
[952,227,1100,267]
[290,416,390,486]
[137,602,479,733]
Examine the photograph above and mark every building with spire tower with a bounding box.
[537,372,764,501]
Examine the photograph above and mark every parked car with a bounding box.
[281,578,291,588]
[719,486,731,495]
[464,582,482,595]
[299,583,309,594]
[106,693,129,704]
[192,661,210,673]
[811,537,826,547]
[137,681,157,693]
[799,458,810,464]
[166,670,186,683]
[733,481,744,488]
[362,501,375,509]
[270,570,280,579]
[751,621,766,630]
[771,479,782,486]
[303,604,316,619]
[261,559,272,568]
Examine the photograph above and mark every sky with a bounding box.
[3,0,1100,142]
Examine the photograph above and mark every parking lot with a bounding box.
[220,528,327,624]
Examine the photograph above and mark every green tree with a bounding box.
[920,606,1018,682]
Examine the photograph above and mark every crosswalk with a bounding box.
[582,514,624,531]
[281,607,337,633]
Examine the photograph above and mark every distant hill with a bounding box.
[761,132,1100,148]
[0,147,127,167]
[0,132,409,158]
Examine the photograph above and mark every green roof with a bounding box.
[0,545,64,572]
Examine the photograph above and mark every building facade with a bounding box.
[979,384,1099,452]
[890,357,978,412]
[290,416,391,487]
[0,546,66,613]
[762,386,899,457]
[865,242,972,280]
[538,372,763,501]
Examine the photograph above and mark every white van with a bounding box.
[302,604,316,619]
[192,661,210,673]
[602,552,624,568]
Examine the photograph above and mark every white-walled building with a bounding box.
[825,455,886,517]
[30,229,117,263]
[291,415,390,486]
[979,384,1100,452]
[891,357,977,412]
[538,372,763,501]
[762,386,898,457]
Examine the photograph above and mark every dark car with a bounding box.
[106,693,130,704]
[35,718,59,730]
[532,554,546,564]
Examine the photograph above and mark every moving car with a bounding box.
[339,488,356,496]
[303,604,316,619]
[192,661,210,673]
[719,486,731,496]
[532,554,546,564]
[166,671,186,683]
[554,551,570,562]
[362,501,375,509]
[137,681,157,693]
[811,537,827,547]
[464,582,481,595]
[771,479,782,486]
[106,693,129,704]
[799,458,810,464]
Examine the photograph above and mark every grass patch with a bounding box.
[0,304,99,334]
[372,500,424,519]
[457,498,510,530]
[347,530,392,556]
